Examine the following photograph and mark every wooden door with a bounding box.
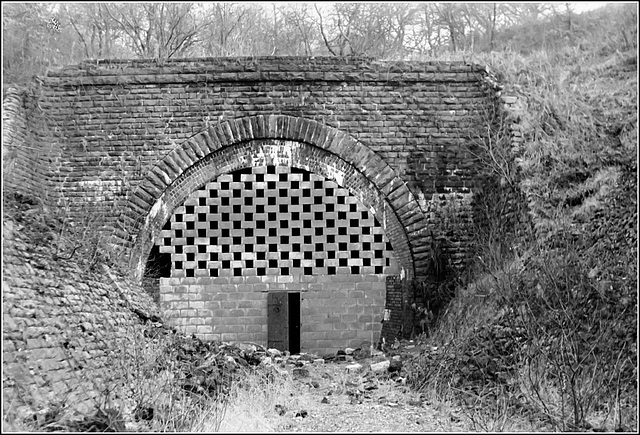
[267,292,289,351]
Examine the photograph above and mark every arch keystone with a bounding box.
[204,127,223,151]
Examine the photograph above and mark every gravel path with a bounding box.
[264,354,469,433]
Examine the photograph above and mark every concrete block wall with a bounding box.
[160,274,386,355]
[156,164,398,279]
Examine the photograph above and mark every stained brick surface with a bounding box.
[3,57,502,280]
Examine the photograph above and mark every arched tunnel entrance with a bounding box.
[144,164,399,355]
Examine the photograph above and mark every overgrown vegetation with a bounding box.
[3,294,296,432]
[404,4,637,432]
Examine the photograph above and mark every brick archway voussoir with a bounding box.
[356,152,386,181]
[225,118,248,143]
[121,115,432,279]
[307,119,326,145]
[192,130,217,155]
[289,116,314,143]
[379,176,407,198]
[179,140,199,163]
[183,138,206,160]
[324,130,355,159]
[172,147,194,174]
[209,123,231,147]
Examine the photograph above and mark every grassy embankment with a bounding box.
[404,7,637,432]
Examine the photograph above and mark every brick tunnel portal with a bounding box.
[128,127,426,356]
[146,161,399,354]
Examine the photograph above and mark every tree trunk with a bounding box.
[489,3,497,52]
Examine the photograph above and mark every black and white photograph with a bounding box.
[2,2,637,432]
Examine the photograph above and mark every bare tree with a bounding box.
[313,3,417,58]
[278,3,319,56]
[488,3,498,52]
[314,3,338,56]
[406,3,441,57]
[198,3,250,56]
[103,3,208,60]
[433,3,466,52]
[62,3,125,59]
[2,3,77,82]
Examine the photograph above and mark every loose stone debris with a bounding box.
[59,318,447,432]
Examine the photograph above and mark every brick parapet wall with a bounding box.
[160,274,386,356]
[34,57,492,202]
[45,56,488,83]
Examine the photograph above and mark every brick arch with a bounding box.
[116,115,430,280]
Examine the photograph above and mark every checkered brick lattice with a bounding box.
[157,165,398,278]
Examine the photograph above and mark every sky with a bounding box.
[570,2,609,13]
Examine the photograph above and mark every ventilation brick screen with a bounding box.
[157,166,397,278]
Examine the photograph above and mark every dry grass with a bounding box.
[404,12,637,431]
[215,368,306,432]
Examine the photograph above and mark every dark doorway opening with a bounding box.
[288,292,301,354]
[267,292,301,354]
[143,244,172,303]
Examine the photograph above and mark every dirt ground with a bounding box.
[270,356,469,432]
[217,344,475,433]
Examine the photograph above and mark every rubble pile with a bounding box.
[142,321,438,403]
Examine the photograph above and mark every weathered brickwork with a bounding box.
[2,218,160,418]
[1,57,524,408]
[6,56,497,278]
[2,87,60,202]
[132,137,413,279]
[160,274,386,355]
[125,121,426,281]
[380,276,405,344]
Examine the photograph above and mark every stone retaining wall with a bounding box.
[2,214,160,419]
